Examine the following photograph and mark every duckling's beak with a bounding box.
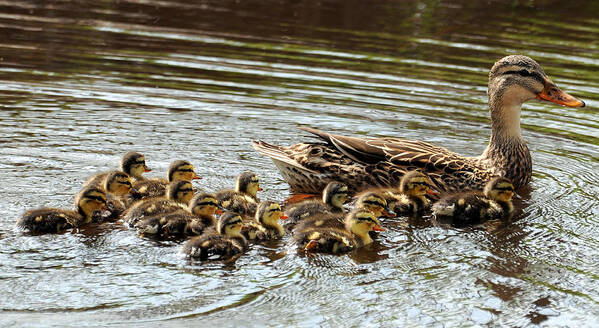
[144,165,152,173]
[279,213,289,220]
[193,173,201,180]
[426,188,440,197]
[257,186,263,191]
[536,77,585,107]
[129,187,140,195]
[215,209,223,215]
[241,225,248,231]
[382,208,396,218]
[373,225,386,232]
[305,240,318,251]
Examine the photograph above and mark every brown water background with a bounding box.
[1,1,598,327]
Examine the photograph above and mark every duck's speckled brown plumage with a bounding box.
[253,55,585,194]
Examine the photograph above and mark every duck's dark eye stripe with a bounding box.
[503,70,545,84]
[268,208,281,212]
[120,181,132,186]
[358,217,376,224]
[228,220,242,226]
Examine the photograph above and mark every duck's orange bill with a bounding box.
[305,240,318,251]
[536,81,585,107]
[193,174,202,180]
[257,186,263,191]
[373,225,386,232]
[279,214,289,220]
[382,210,396,218]
[144,167,152,173]
[215,209,223,215]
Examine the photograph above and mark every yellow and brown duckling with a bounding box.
[87,171,138,221]
[17,187,108,233]
[283,181,348,232]
[355,192,396,219]
[84,151,151,187]
[242,201,288,241]
[378,171,436,216]
[134,193,222,238]
[132,160,200,199]
[216,171,262,218]
[122,180,195,226]
[181,212,248,261]
[293,207,385,254]
[432,177,515,227]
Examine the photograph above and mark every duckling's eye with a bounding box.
[179,188,194,193]
[518,70,531,77]
[178,168,194,173]
[120,181,132,187]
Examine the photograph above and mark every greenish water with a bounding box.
[0,0,598,326]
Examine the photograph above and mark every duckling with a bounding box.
[432,177,515,227]
[186,193,222,236]
[17,187,108,233]
[133,160,200,199]
[293,207,385,254]
[181,212,248,260]
[122,180,194,226]
[84,151,151,187]
[216,171,262,218]
[283,181,348,232]
[355,192,396,219]
[88,170,138,221]
[378,171,436,216]
[242,201,288,241]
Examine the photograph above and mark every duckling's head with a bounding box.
[104,171,137,196]
[235,171,262,197]
[484,177,515,203]
[400,171,434,197]
[488,56,584,134]
[255,201,287,228]
[75,187,108,220]
[166,180,195,204]
[345,208,385,244]
[322,181,349,209]
[168,160,200,182]
[189,193,222,217]
[121,151,150,179]
[355,192,394,218]
[217,211,244,237]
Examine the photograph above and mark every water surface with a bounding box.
[1,0,598,327]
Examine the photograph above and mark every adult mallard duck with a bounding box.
[253,55,585,193]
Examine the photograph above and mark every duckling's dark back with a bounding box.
[17,208,79,233]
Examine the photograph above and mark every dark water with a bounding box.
[1,0,598,326]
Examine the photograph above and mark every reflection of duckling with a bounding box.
[378,171,435,216]
[243,201,288,241]
[216,172,262,217]
[17,187,108,233]
[133,160,200,199]
[182,212,248,260]
[432,177,515,226]
[293,208,385,254]
[123,180,194,226]
[283,181,348,232]
[134,193,221,238]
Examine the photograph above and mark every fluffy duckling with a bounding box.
[133,160,200,199]
[293,207,385,254]
[432,177,515,227]
[122,180,195,226]
[17,187,108,233]
[134,193,222,238]
[182,212,248,261]
[216,171,262,217]
[84,151,151,187]
[89,171,138,221]
[355,192,396,219]
[283,181,348,232]
[380,171,436,216]
[243,201,288,241]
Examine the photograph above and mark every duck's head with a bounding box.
[166,180,195,204]
[488,55,584,135]
[75,187,108,220]
[217,211,245,237]
[255,201,288,228]
[322,181,349,210]
[121,151,151,180]
[189,193,222,217]
[235,171,262,197]
[400,171,436,197]
[168,160,201,182]
[104,171,137,197]
[345,208,385,244]
[356,192,395,218]
[484,177,515,203]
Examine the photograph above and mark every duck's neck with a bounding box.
[480,89,532,189]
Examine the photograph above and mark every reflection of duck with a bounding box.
[216,171,262,217]
[283,181,348,231]
[293,208,385,254]
[17,187,107,233]
[123,180,194,226]
[243,201,288,241]
[432,177,515,227]
[253,55,585,193]
[182,212,248,261]
[133,160,200,199]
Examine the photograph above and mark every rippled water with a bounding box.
[1,0,598,326]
